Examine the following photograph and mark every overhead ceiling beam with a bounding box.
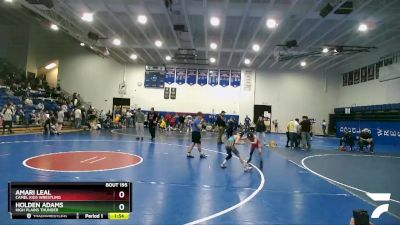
[216,0,230,66]
[159,0,181,49]
[101,0,158,63]
[314,25,400,71]
[305,1,399,69]
[236,0,276,67]
[259,0,323,69]
[139,0,173,58]
[286,0,375,70]
[227,0,251,67]
[181,0,195,49]
[203,0,209,60]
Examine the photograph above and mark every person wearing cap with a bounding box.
[187,112,207,159]
[216,110,227,144]
[135,108,145,141]
[359,128,374,153]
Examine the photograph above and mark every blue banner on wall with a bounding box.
[165,68,175,84]
[230,70,241,87]
[209,70,218,86]
[197,69,208,86]
[219,70,230,87]
[175,68,186,85]
[186,69,197,86]
[336,120,400,146]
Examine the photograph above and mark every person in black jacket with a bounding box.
[147,107,158,141]
[359,128,374,153]
[216,111,226,144]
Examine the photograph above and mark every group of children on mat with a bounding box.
[186,112,263,172]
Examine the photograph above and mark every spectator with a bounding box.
[359,128,374,153]
[322,119,327,136]
[147,107,158,141]
[273,120,278,132]
[339,131,355,151]
[286,119,298,150]
[74,107,82,129]
[24,97,33,106]
[125,110,132,128]
[56,108,64,134]
[244,115,251,132]
[216,111,227,144]
[135,108,145,141]
[300,116,312,151]
[2,104,14,134]
[255,116,266,145]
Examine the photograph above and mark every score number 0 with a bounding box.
[118,191,125,211]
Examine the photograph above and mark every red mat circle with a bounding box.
[23,151,142,172]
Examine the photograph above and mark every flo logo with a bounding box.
[366,193,391,218]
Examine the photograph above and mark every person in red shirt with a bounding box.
[246,132,264,169]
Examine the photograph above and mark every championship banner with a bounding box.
[165,68,175,84]
[348,71,354,85]
[175,68,186,85]
[230,70,241,87]
[367,64,375,81]
[336,120,400,146]
[219,70,230,87]
[208,70,218,86]
[354,69,360,84]
[186,69,197,86]
[197,69,208,86]
[164,87,170,99]
[360,67,367,82]
[170,88,177,99]
[375,61,383,79]
[342,73,348,86]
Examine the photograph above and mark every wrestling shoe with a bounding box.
[200,154,207,159]
[220,163,227,168]
[186,154,194,158]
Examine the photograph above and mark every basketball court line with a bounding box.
[5,138,265,225]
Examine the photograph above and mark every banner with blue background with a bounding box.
[175,68,186,85]
[186,69,197,85]
[219,70,230,87]
[336,120,400,146]
[208,70,218,86]
[165,68,175,84]
[230,70,241,87]
[197,69,208,86]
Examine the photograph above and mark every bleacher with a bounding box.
[334,103,400,114]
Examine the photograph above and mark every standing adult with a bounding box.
[2,104,14,134]
[300,116,312,151]
[322,119,327,136]
[286,119,298,150]
[255,116,266,145]
[147,107,158,141]
[187,112,207,158]
[216,111,227,144]
[74,107,82,129]
[273,120,278,132]
[56,108,64,134]
[135,108,145,141]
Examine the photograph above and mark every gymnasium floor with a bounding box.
[1,129,399,225]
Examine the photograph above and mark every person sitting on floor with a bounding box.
[339,130,355,151]
[359,128,374,153]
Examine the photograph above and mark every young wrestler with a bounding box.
[246,132,264,169]
[221,129,252,172]
[187,112,207,159]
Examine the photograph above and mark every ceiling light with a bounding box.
[155,40,162,47]
[112,38,121,46]
[210,42,217,50]
[81,12,93,22]
[165,55,172,61]
[137,15,147,24]
[244,58,251,65]
[80,43,85,47]
[300,61,307,67]
[50,24,59,31]
[45,63,57,70]
[210,17,220,26]
[322,47,329,53]
[252,44,260,52]
[266,19,277,29]
[4,0,13,3]
[209,57,216,63]
[358,23,368,32]
[130,54,138,60]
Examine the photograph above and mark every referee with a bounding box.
[187,112,207,158]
